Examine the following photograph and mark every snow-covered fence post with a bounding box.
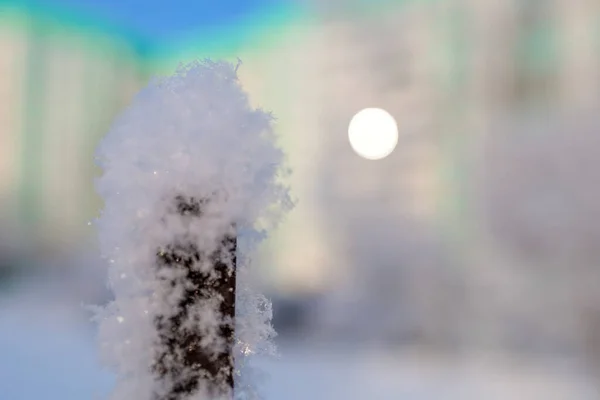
[152,194,237,399]
[92,59,293,400]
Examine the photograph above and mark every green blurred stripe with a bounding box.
[19,20,45,227]
[85,52,121,220]
[0,0,152,56]
[517,24,559,74]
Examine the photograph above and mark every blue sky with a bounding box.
[31,0,295,42]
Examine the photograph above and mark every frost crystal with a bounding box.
[92,60,293,400]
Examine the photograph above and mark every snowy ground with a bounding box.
[0,286,598,400]
[261,346,597,400]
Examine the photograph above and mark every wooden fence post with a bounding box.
[151,195,236,399]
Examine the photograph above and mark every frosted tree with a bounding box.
[91,60,293,400]
[475,114,600,377]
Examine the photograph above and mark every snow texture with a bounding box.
[92,59,293,400]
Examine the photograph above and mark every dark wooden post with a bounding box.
[152,195,236,399]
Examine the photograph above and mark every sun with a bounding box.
[347,108,398,160]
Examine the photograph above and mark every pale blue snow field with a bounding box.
[0,291,113,400]
[0,285,597,400]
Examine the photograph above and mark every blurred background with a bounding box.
[2,0,600,398]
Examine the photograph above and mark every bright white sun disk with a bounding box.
[348,108,398,160]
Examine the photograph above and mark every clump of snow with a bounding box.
[92,59,293,400]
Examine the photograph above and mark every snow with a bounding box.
[92,59,294,399]
[0,289,113,400]
[0,265,595,400]
[260,347,597,400]
[0,292,596,400]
